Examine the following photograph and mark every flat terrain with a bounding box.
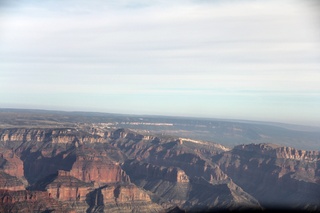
[0,108,319,150]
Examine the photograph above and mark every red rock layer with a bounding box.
[101,184,151,203]
[0,171,25,191]
[0,149,24,178]
[45,171,93,202]
[0,189,74,212]
[70,155,130,184]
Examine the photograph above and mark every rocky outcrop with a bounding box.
[110,128,146,141]
[0,128,49,143]
[216,143,320,210]
[44,171,93,202]
[0,127,319,212]
[123,161,189,183]
[235,143,319,161]
[142,144,228,183]
[0,128,107,145]
[109,137,229,183]
[275,146,319,161]
[130,173,260,210]
[183,178,260,211]
[0,171,25,191]
[106,183,151,203]
[121,153,260,210]
[69,151,130,184]
[30,170,94,212]
[87,183,164,213]
[21,148,76,184]
[0,189,74,212]
[0,149,24,178]
[51,129,107,144]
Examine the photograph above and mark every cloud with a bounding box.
[0,0,319,124]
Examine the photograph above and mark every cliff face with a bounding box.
[235,143,319,161]
[0,127,319,212]
[31,169,161,212]
[216,143,320,209]
[45,171,93,202]
[0,149,24,178]
[112,138,229,184]
[123,160,189,183]
[0,189,74,212]
[70,155,130,184]
[32,170,94,212]
[118,140,261,210]
[0,171,25,191]
[105,183,151,203]
[0,129,48,143]
[0,128,107,145]
[121,158,260,210]
[88,183,164,213]
[0,128,166,212]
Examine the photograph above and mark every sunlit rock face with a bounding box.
[69,155,130,184]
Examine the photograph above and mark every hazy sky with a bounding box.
[0,0,319,125]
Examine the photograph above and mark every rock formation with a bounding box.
[215,143,320,210]
[0,127,318,212]
[70,153,130,184]
[0,149,25,178]
[0,171,25,191]
[87,183,164,213]
[0,189,74,212]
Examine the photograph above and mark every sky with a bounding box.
[0,0,320,126]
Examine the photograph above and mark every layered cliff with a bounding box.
[87,183,164,213]
[215,143,320,210]
[122,159,260,210]
[0,171,25,191]
[0,127,318,212]
[70,154,130,184]
[111,137,229,184]
[0,149,24,178]
[0,127,166,212]
[0,128,107,144]
[30,170,94,212]
[0,189,74,212]
[123,160,189,183]
[235,143,319,161]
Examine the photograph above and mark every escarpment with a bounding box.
[87,183,164,213]
[119,142,260,210]
[122,160,189,183]
[32,170,95,212]
[0,149,24,178]
[0,171,25,191]
[216,143,320,209]
[0,189,74,212]
[0,127,318,212]
[0,128,165,212]
[235,143,319,161]
[34,170,94,202]
[0,128,107,145]
[70,154,130,184]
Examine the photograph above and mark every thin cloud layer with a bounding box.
[0,0,319,125]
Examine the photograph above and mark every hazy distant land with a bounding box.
[1,108,319,151]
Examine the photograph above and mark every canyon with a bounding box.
[0,126,318,212]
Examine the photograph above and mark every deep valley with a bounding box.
[0,109,318,212]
